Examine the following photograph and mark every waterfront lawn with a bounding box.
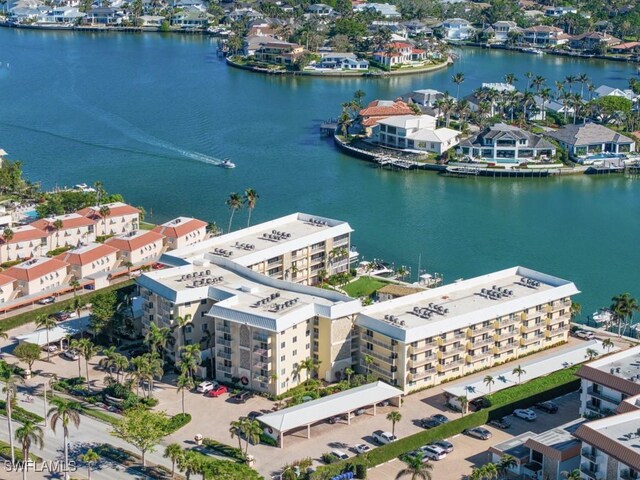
[139,221,157,230]
[342,277,389,298]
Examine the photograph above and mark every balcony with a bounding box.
[580,464,603,480]
[409,341,438,355]
[546,314,566,326]
[365,362,394,378]
[439,332,467,346]
[217,363,232,374]
[496,316,518,328]
[521,322,544,334]
[253,346,271,357]
[216,325,231,334]
[439,344,467,357]
[494,343,516,354]
[520,334,544,346]
[587,386,621,405]
[437,359,465,373]
[408,353,436,368]
[252,333,270,343]
[467,350,493,363]
[408,368,436,381]
[581,448,599,462]
[495,330,518,341]
[217,338,232,347]
[620,470,640,480]
[366,350,396,364]
[253,374,269,383]
[470,325,494,336]
[471,337,495,349]
[253,361,271,370]
[217,350,231,360]
[362,333,395,351]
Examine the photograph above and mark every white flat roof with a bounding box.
[137,257,362,332]
[160,212,352,268]
[356,266,580,343]
[15,316,89,346]
[258,381,403,433]
[443,340,611,401]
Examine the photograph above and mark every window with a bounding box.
[201,299,207,305]
[281,368,286,375]
[185,326,193,333]
[292,336,297,343]
[281,381,286,388]
[313,328,319,335]
[306,330,310,337]
[280,355,286,362]
[281,342,286,348]
[305,343,310,350]
[201,324,208,332]
[292,349,297,356]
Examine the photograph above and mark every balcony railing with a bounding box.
[252,333,270,343]
[408,354,436,368]
[470,325,494,336]
[217,363,232,374]
[496,317,518,327]
[587,386,621,405]
[521,334,544,346]
[409,342,437,354]
[581,448,598,462]
[217,338,232,347]
[362,333,395,351]
[438,359,465,372]
[217,350,231,360]
[580,464,603,480]
[440,333,467,345]
[408,368,436,381]
[467,350,493,362]
[365,362,394,378]
[495,330,518,340]
[494,343,517,354]
[620,469,640,480]
[216,325,231,334]
[440,345,466,357]
[521,322,544,333]
[366,350,396,364]
[471,337,495,348]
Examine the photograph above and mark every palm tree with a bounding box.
[452,72,465,100]
[113,353,129,384]
[561,469,581,480]
[386,411,402,437]
[243,419,262,457]
[48,397,81,480]
[396,453,432,480]
[145,322,171,362]
[229,418,247,454]
[80,448,99,480]
[0,325,8,341]
[482,463,499,480]
[602,338,614,353]
[344,367,354,384]
[504,73,517,86]
[72,297,85,320]
[177,449,202,480]
[363,354,374,376]
[15,421,44,479]
[300,357,315,383]
[177,373,194,415]
[611,293,639,337]
[483,375,495,394]
[164,443,183,478]
[532,75,546,92]
[69,277,80,296]
[565,74,576,94]
[99,205,111,235]
[128,356,148,397]
[173,314,192,355]
[69,339,83,378]
[3,227,14,245]
[577,73,589,99]
[457,395,468,416]
[77,338,98,390]
[35,314,57,362]
[180,344,202,380]
[244,188,259,227]
[123,260,133,277]
[586,348,599,361]
[524,71,533,90]
[497,454,517,478]
[570,302,582,321]
[1,360,23,465]
[512,365,526,384]
[52,219,64,248]
[99,346,118,379]
[225,193,243,233]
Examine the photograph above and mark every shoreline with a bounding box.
[225,56,452,78]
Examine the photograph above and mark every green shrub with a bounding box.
[321,452,339,464]
[141,397,159,408]
[260,432,277,447]
[355,463,367,479]
[164,413,191,434]
[0,400,44,424]
[202,438,245,461]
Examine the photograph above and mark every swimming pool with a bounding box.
[23,209,37,219]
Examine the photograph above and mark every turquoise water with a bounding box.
[0,29,639,319]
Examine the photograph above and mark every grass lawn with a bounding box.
[342,277,389,298]
[139,221,157,230]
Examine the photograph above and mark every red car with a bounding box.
[207,385,228,397]
[152,263,166,270]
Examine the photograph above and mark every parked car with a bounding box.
[464,427,492,440]
[63,349,79,361]
[327,415,346,424]
[354,408,366,416]
[377,400,390,407]
[421,444,447,461]
[514,408,537,421]
[232,391,253,403]
[330,450,349,461]
[434,440,454,453]
[38,296,55,305]
[470,397,490,411]
[430,414,449,424]
[372,430,396,444]
[197,381,218,393]
[488,417,511,429]
[536,401,559,413]
[51,311,71,321]
[247,411,263,420]
[420,418,442,429]
[353,444,371,455]
[151,263,165,270]
[403,450,428,463]
[42,344,58,353]
[207,385,228,397]
[574,330,595,340]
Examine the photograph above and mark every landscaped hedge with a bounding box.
[1,281,135,330]
[202,437,245,461]
[0,400,44,424]
[165,413,191,434]
[0,439,42,462]
[311,366,580,479]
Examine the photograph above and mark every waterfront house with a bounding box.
[8,1,48,22]
[437,18,474,40]
[373,42,426,67]
[0,225,48,263]
[402,89,445,109]
[254,41,305,65]
[458,123,556,162]
[353,3,400,18]
[32,213,97,251]
[594,85,637,102]
[227,7,263,24]
[402,20,432,37]
[544,6,577,17]
[531,96,575,121]
[523,26,569,46]
[84,7,122,25]
[0,274,16,305]
[492,21,519,43]
[358,99,415,134]
[139,15,164,27]
[152,217,208,250]
[171,8,208,29]
[244,35,286,56]
[55,242,119,282]
[37,6,85,24]
[4,257,70,297]
[610,41,640,54]
[77,202,140,237]
[316,53,369,70]
[307,3,333,15]
[569,32,620,51]
[374,115,460,154]
[105,230,165,265]
[546,123,636,159]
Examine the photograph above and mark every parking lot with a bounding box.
[368,391,581,480]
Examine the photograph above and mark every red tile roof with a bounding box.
[77,202,140,220]
[31,214,96,231]
[389,42,412,49]
[0,225,47,245]
[359,99,414,126]
[152,218,207,239]
[105,230,165,252]
[412,48,426,54]
[0,273,16,286]
[4,258,69,282]
[55,244,119,266]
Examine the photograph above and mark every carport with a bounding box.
[15,316,89,349]
[258,381,403,448]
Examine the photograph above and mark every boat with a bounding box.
[521,47,544,55]
[220,159,235,169]
[592,308,613,326]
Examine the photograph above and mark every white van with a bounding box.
[420,444,447,461]
[331,450,349,460]
[372,430,397,444]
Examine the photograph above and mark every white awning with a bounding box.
[15,316,89,346]
[259,381,403,433]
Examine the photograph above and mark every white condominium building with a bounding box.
[159,212,356,286]
[355,266,579,393]
[137,257,362,396]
